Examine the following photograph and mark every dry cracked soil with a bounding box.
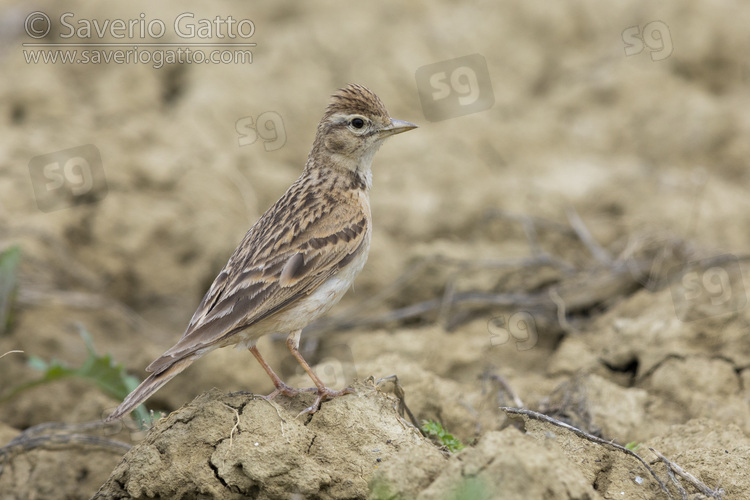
[2,1,750,499]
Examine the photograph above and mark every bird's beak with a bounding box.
[379,119,418,138]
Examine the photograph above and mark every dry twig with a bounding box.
[650,447,724,499]
[0,420,130,477]
[487,373,524,408]
[374,375,420,431]
[306,212,689,337]
[565,205,611,264]
[501,407,673,499]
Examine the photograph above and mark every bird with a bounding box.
[106,84,417,421]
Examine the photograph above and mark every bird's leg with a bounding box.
[248,345,313,400]
[285,330,354,415]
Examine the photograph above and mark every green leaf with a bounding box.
[26,355,49,371]
[625,441,641,451]
[421,420,465,453]
[1,324,150,424]
[74,325,134,400]
[450,477,490,500]
[0,246,21,334]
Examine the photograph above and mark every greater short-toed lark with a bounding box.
[106,84,416,420]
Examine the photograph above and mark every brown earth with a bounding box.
[2,0,750,498]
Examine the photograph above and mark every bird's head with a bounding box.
[308,84,417,185]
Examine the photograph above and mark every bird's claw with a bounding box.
[262,382,316,401]
[296,386,354,417]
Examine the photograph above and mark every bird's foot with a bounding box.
[296,386,355,417]
[263,382,317,401]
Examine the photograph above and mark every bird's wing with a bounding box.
[146,199,368,373]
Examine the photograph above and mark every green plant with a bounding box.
[422,420,465,453]
[625,441,641,451]
[0,245,21,334]
[0,324,150,424]
[447,477,490,500]
[368,478,403,500]
[369,475,490,500]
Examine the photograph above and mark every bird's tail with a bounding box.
[105,356,195,422]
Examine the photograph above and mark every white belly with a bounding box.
[231,239,371,351]
[279,246,369,330]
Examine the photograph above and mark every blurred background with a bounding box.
[2,0,750,496]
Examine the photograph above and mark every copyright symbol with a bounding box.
[25,11,51,39]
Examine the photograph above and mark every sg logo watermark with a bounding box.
[487,312,537,351]
[622,21,673,61]
[415,53,494,122]
[293,343,357,389]
[28,144,108,212]
[236,112,286,151]
[670,254,747,321]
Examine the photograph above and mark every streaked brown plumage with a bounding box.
[106,84,416,421]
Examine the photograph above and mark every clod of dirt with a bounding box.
[93,383,444,499]
[373,426,598,499]
[646,418,750,497]
[541,374,649,441]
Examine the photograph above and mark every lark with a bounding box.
[106,84,416,420]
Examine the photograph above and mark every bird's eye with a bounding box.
[350,118,365,129]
